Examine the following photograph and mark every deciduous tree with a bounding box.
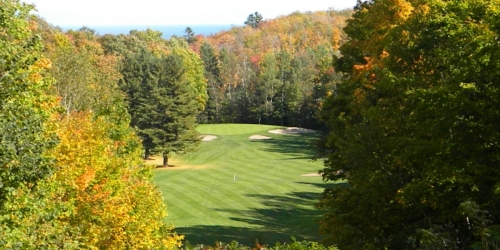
[0,0,57,206]
[169,37,208,110]
[319,0,500,248]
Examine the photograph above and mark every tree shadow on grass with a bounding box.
[296,181,350,190]
[251,133,322,159]
[177,182,347,246]
[176,225,259,247]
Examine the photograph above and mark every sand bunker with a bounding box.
[200,135,217,141]
[268,127,316,135]
[249,135,272,140]
[301,173,322,177]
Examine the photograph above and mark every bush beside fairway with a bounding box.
[152,124,345,246]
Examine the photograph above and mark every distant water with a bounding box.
[62,25,236,39]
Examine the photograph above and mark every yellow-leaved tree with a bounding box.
[47,112,183,248]
[0,1,182,248]
[1,111,183,248]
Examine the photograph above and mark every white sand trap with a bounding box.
[249,135,272,140]
[268,127,316,135]
[301,173,322,177]
[200,135,217,141]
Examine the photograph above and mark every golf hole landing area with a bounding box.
[154,124,331,245]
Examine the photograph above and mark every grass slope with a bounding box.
[152,124,343,246]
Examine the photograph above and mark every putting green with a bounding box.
[152,124,342,245]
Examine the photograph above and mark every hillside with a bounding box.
[190,10,352,128]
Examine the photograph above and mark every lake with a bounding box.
[61,25,236,39]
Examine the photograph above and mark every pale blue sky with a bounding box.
[25,0,357,27]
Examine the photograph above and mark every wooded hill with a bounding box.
[191,10,352,128]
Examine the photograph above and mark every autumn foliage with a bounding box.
[192,10,352,127]
[47,112,183,248]
[0,1,182,248]
[319,0,500,248]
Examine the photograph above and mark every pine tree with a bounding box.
[120,50,200,165]
[183,27,198,45]
[200,42,222,123]
[155,54,201,166]
[244,12,263,28]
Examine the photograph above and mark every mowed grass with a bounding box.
[152,124,343,246]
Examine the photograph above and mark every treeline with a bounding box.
[319,0,500,249]
[191,10,352,128]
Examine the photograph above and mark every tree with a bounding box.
[194,9,351,126]
[169,37,208,110]
[319,0,500,248]
[155,54,201,166]
[0,6,183,247]
[45,30,124,116]
[184,27,198,45]
[0,112,183,248]
[120,50,200,166]
[48,112,183,248]
[245,12,263,28]
[0,0,57,206]
[200,42,223,123]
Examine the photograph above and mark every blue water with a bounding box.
[62,25,236,39]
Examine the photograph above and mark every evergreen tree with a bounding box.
[200,42,222,123]
[183,27,198,45]
[120,50,200,166]
[155,54,201,166]
[244,12,263,28]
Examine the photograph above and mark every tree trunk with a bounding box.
[163,153,169,167]
[144,148,150,160]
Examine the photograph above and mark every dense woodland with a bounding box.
[192,9,351,128]
[319,0,500,249]
[1,0,500,248]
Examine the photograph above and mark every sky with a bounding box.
[24,0,358,27]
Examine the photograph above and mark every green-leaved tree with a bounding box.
[319,0,500,248]
[0,0,57,205]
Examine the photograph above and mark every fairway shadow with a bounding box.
[295,181,350,189]
[177,225,284,247]
[251,133,321,159]
[179,188,334,246]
